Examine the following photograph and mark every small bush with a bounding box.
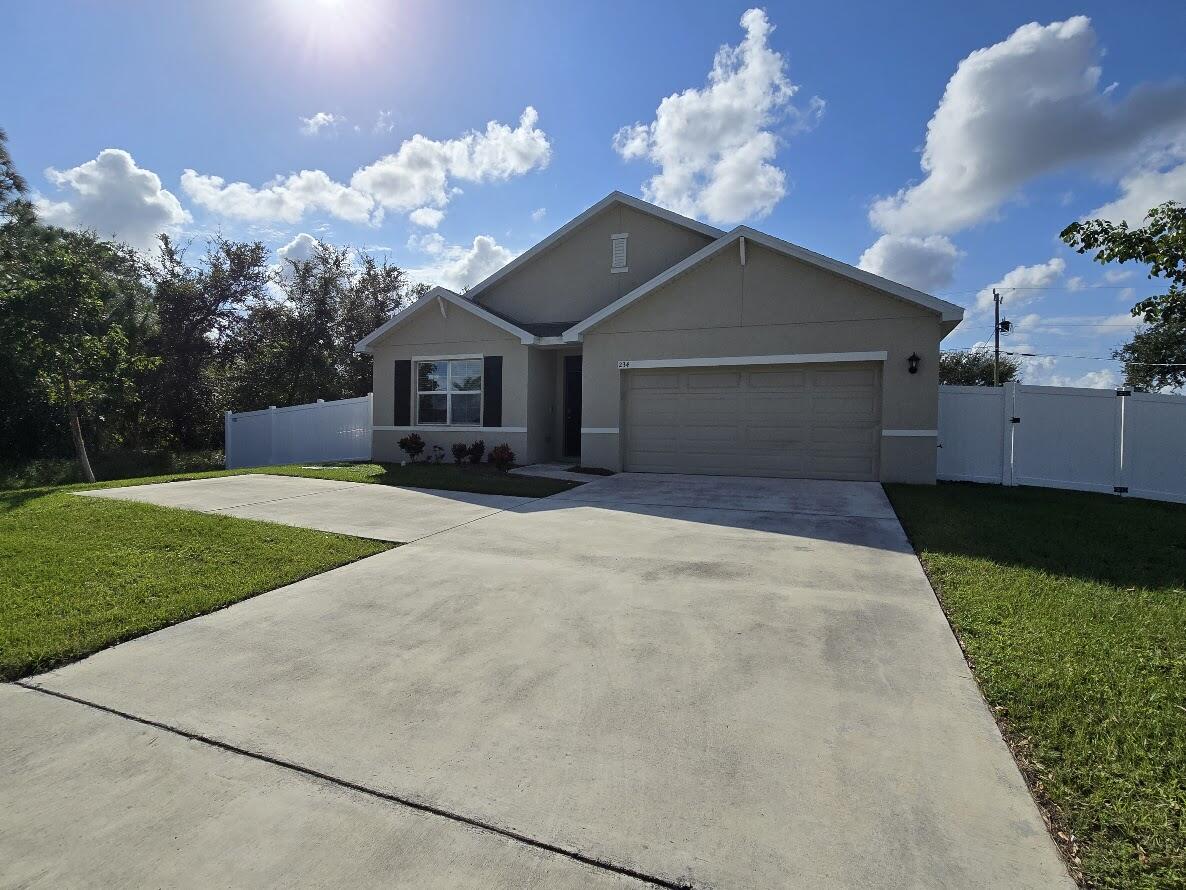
[451,442,469,465]
[467,439,485,464]
[489,443,515,471]
[397,433,426,462]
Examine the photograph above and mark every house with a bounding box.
[356,192,964,483]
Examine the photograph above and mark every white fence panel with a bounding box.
[1124,392,1186,504]
[937,385,1006,483]
[938,383,1186,504]
[1012,385,1120,495]
[226,395,372,469]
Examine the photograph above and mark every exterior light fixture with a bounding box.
[907,352,920,374]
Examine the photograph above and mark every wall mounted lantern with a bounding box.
[907,352,920,374]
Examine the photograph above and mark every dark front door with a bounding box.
[563,354,582,458]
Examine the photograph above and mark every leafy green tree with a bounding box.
[1061,202,1185,390]
[939,348,1020,386]
[1,226,156,481]
[148,234,270,447]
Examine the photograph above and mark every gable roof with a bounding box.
[462,191,724,306]
[355,286,535,353]
[564,226,966,340]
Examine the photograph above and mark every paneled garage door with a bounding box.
[623,363,881,480]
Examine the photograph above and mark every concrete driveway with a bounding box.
[6,474,1071,888]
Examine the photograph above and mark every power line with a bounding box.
[941,347,1186,367]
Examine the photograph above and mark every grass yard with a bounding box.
[0,485,390,681]
[885,482,1186,890]
[0,459,579,499]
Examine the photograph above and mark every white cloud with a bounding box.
[1066,276,1087,291]
[277,232,321,264]
[406,231,445,255]
[857,234,961,292]
[181,168,375,225]
[408,206,445,228]
[531,207,546,222]
[1103,267,1133,283]
[181,107,550,226]
[352,106,550,214]
[407,234,516,292]
[1088,149,1186,225]
[611,8,822,225]
[374,110,395,134]
[300,112,342,136]
[975,257,1066,314]
[869,16,1186,237]
[1032,366,1121,389]
[35,148,190,253]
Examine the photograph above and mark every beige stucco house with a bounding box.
[357,192,964,483]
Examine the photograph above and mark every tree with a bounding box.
[939,348,1020,386]
[1061,202,1185,390]
[1,226,156,481]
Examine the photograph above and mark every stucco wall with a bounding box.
[579,242,944,483]
[476,203,714,324]
[368,299,534,463]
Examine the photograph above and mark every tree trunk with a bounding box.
[63,376,96,483]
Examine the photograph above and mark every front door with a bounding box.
[563,355,582,458]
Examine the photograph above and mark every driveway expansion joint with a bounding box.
[13,682,697,890]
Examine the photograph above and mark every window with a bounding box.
[416,358,483,425]
[610,233,628,273]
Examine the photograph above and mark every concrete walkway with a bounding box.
[6,474,1072,888]
[77,473,534,542]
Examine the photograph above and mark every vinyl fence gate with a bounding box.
[225,394,372,469]
[938,382,1186,505]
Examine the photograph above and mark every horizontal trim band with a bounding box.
[617,351,888,371]
[882,429,938,437]
[374,426,527,434]
[581,427,619,434]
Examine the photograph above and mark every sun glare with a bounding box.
[275,0,392,63]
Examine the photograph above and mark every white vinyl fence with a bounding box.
[938,382,1186,504]
[225,395,372,469]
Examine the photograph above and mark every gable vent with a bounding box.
[610,233,628,273]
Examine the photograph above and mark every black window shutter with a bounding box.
[483,355,503,428]
[393,360,411,425]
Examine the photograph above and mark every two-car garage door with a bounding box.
[622,363,881,480]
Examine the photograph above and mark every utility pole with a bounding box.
[993,288,1001,386]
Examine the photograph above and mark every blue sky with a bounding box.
[6,0,1186,387]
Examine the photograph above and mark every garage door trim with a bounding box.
[616,350,888,370]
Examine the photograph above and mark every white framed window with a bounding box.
[610,233,628,273]
[415,357,483,425]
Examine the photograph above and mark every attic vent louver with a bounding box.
[610,233,628,273]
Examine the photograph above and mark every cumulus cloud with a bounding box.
[975,257,1066,314]
[870,16,1186,237]
[407,233,516,292]
[300,112,342,136]
[277,232,321,264]
[612,8,822,225]
[34,148,190,253]
[408,206,445,228]
[181,107,550,226]
[352,107,550,214]
[857,234,961,292]
[181,168,374,225]
[1088,148,1186,224]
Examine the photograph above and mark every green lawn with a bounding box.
[1,459,579,498]
[0,486,390,681]
[885,482,1186,890]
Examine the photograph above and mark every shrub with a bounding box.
[467,439,485,464]
[489,443,515,471]
[397,433,425,462]
[451,442,469,465]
